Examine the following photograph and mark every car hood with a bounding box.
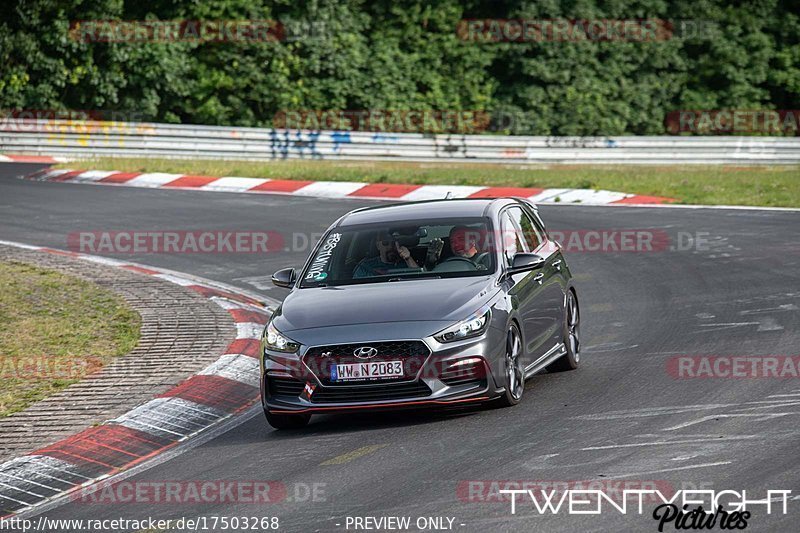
[275,276,498,333]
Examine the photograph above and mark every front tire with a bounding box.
[497,323,524,407]
[264,409,310,430]
[547,289,581,372]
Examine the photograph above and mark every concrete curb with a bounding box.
[23,167,673,205]
[0,240,278,517]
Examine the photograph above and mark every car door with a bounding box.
[501,206,558,368]
[521,205,568,351]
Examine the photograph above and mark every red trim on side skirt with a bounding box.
[268,396,490,414]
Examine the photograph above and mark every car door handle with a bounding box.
[532,273,544,284]
[552,259,562,271]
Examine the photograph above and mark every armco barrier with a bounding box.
[1,119,799,165]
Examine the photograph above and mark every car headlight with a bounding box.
[264,321,300,353]
[434,309,491,343]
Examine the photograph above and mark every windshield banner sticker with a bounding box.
[305,232,341,281]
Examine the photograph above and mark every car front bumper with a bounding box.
[261,325,507,415]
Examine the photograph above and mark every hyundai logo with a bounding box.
[353,346,378,359]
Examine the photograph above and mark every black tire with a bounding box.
[496,323,525,407]
[547,289,581,372]
[264,409,311,430]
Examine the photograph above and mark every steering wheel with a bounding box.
[437,256,479,271]
[474,252,490,270]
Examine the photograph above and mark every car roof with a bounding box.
[337,198,524,227]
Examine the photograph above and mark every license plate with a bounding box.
[331,360,403,381]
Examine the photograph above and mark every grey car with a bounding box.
[261,198,580,429]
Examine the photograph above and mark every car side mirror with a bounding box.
[509,253,545,273]
[271,267,296,288]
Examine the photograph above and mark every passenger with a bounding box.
[353,232,419,278]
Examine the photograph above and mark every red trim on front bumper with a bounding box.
[267,395,491,414]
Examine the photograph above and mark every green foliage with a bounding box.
[1,0,797,134]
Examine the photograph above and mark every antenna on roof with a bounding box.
[444,191,454,200]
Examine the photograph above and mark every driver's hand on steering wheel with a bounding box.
[424,238,444,270]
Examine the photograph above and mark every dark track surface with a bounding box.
[1,164,799,532]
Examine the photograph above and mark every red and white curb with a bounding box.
[0,154,66,164]
[24,168,673,205]
[0,240,276,517]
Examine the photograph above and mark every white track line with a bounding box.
[603,461,733,480]
[580,435,760,451]
[662,413,793,431]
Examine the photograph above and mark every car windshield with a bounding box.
[299,217,496,287]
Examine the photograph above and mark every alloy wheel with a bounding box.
[567,291,580,363]
[506,327,524,400]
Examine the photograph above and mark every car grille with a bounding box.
[306,341,429,360]
[311,381,432,404]
[266,375,433,404]
[304,341,430,385]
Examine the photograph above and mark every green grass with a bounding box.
[0,261,141,417]
[60,158,800,207]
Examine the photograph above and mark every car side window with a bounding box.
[528,209,548,243]
[501,211,525,267]
[506,207,543,252]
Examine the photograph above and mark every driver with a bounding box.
[449,226,480,260]
[438,226,489,270]
[353,231,419,278]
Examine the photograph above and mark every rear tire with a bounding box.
[497,324,524,407]
[547,290,580,372]
[264,409,310,430]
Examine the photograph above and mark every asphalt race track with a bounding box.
[1,164,799,532]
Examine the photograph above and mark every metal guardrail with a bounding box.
[2,119,799,164]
